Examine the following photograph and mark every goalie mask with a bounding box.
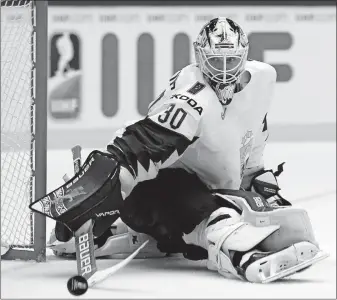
[194,17,249,105]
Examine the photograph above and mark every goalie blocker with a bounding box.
[29,151,123,237]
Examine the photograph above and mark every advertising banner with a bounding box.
[45,6,335,145]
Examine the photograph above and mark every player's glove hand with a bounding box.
[249,163,292,207]
[29,150,124,237]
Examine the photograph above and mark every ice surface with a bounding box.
[1,142,336,299]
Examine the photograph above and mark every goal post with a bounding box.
[1,0,48,261]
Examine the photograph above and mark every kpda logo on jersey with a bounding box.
[170,94,203,115]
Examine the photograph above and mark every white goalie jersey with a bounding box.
[108,60,277,194]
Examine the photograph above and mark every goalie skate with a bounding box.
[244,241,329,283]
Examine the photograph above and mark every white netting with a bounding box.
[1,0,35,250]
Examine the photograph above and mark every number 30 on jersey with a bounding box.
[158,104,187,130]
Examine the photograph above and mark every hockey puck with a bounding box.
[67,275,88,296]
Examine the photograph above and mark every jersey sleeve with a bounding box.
[147,92,203,141]
[240,114,269,190]
[107,71,204,198]
[241,65,276,189]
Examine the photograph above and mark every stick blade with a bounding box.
[88,240,149,287]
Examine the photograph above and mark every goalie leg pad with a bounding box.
[205,207,280,279]
[204,207,327,283]
[95,225,165,259]
[30,150,124,237]
[205,191,324,282]
[214,191,318,252]
[258,207,318,251]
[48,219,165,258]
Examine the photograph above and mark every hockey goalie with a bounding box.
[30,17,327,283]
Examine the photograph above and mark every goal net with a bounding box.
[1,0,47,261]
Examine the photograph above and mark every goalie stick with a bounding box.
[63,145,149,289]
[62,145,82,182]
[50,146,83,254]
[72,144,82,174]
[68,238,149,295]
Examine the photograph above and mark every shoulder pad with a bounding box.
[173,65,217,107]
[245,60,277,82]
